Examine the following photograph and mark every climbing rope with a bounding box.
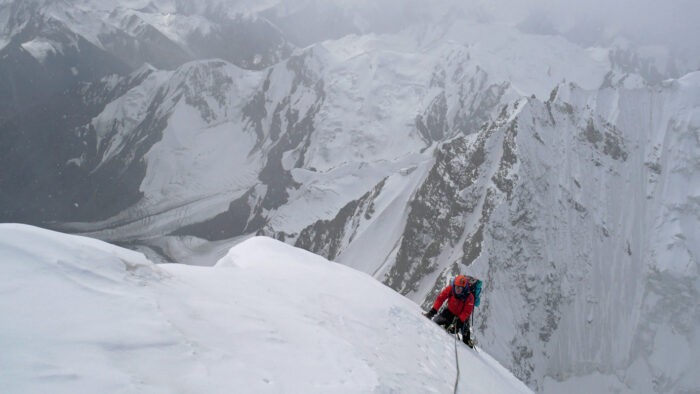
[452,318,460,394]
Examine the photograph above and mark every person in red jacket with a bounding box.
[424,275,475,347]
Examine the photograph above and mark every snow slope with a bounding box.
[0,223,531,393]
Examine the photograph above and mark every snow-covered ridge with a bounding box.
[0,224,531,393]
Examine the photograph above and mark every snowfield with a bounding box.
[0,224,531,393]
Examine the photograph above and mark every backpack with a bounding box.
[467,276,483,307]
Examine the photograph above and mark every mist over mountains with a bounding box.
[1,0,699,392]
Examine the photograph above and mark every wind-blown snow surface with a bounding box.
[0,224,531,394]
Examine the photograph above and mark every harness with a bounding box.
[449,284,471,327]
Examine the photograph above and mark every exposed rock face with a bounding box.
[402,82,700,391]
[0,67,152,223]
[416,61,511,144]
[172,49,328,243]
[0,13,130,117]
[386,131,487,293]
[0,0,293,117]
[295,178,387,260]
[257,51,326,210]
[294,77,700,392]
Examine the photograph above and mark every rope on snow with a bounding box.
[452,319,460,394]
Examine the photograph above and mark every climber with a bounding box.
[423,275,478,348]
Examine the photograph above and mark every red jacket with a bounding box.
[433,285,474,323]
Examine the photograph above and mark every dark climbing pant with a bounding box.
[433,309,470,341]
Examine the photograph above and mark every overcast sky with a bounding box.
[460,0,700,53]
[326,0,700,66]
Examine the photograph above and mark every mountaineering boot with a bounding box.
[465,338,474,348]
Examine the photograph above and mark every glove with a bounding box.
[423,308,437,319]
